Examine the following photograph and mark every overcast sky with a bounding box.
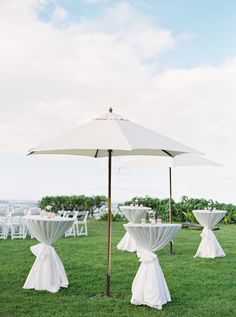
[0,0,235,204]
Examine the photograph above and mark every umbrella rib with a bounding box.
[162,149,173,157]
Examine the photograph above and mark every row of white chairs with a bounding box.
[0,207,41,240]
[0,207,41,217]
[60,210,89,237]
[0,208,88,240]
[0,215,27,240]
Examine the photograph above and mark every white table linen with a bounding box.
[23,215,74,293]
[117,206,151,252]
[193,210,226,258]
[124,223,181,309]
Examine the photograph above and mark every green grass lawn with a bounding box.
[0,221,236,317]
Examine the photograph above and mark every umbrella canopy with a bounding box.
[123,153,222,169]
[29,109,201,157]
[28,108,201,296]
[173,153,222,167]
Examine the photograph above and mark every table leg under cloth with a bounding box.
[117,232,137,252]
[23,243,69,293]
[131,250,171,310]
[194,227,225,258]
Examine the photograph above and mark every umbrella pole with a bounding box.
[105,149,112,297]
[169,167,174,255]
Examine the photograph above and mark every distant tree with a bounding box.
[124,196,236,223]
[39,195,107,217]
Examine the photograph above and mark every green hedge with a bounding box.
[38,195,107,216]
[123,196,236,224]
[99,212,125,222]
[38,195,236,224]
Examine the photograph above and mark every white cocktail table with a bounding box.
[23,215,74,293]
[193,210,226,258]
[117,206,151,252]
[124,223,181,309]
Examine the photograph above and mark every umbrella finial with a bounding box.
[109,107,113,113]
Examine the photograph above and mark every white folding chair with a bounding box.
[64,211,78,237]
[11,208,26,216]
[0,205,10,216]
[57,210,66,217]
[75,211,89,237]
[0,216,8,239]
[27,207,41,215]
[10,216,27,240]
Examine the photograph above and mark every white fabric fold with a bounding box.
[194,227,225,258]
[131,249,170,309]
[124,224,181,309]
[193,210,226,258]
[117,232,137,252]
[23,243,69,293]
[117,207,151,252]
[23,216,74,293]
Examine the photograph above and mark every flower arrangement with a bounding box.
[148,210,155,218]
[208,202,214,211]
[148,210,156,223]
[45,205,52,211]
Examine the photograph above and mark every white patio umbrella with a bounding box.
[123,154,222,254]
[28,108,201,296]
[168,154,222,215]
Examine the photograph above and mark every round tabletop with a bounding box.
[24,215,74,244]
[24,215,75,222]
[193,210,226,214]
[124,223,181,252]
[119,206,151,223]
[193,210,226,229]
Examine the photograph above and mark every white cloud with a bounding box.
[90,2,176,58]
[51,6,68,24]
[176,31,195,42]
[0,0,177,154]
[0,1,235,203]
[83,0,106,4]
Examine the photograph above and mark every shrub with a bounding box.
[38,195,107,217]
[123,196,236,224]
[99,212,125,222]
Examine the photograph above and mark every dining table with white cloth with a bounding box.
[117,206,151,252]
[23,215,75,293]
[124,223,181,309]
[193,210,226,258]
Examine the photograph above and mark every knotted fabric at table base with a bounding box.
[23,243,68,293]
[117,232,137,252]
[124,224,181,309]
[193,210,226,259]
[131,250,170,310]
[23,216,74,292]
[194,228,225,258]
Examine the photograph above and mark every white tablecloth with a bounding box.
[23,215,74,293]
[117,206,151,252]
[193,210,226,258]
[124,223,181,309]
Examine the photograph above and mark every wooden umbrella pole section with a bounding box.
[169,167,172,224]
[105,149,112,296]
[169,167,174,255]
